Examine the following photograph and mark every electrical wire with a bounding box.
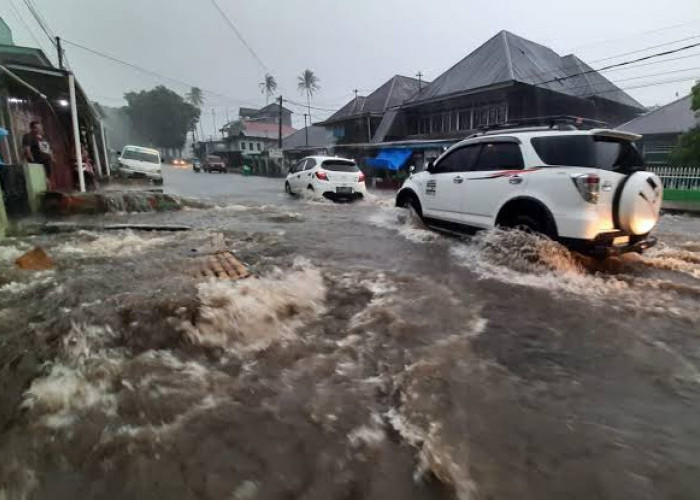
[590,33,700,64]
[61,38,262,108]
[20,0,56,46]
[534,40,700,87]
[569,19,700,53]
[208,0,268,73]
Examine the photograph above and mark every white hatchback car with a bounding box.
[396,126,663,256]
[285,156,367,201]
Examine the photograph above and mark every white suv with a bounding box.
[396,127,663,255]
[285,156,367,201]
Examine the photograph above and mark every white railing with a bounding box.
[646,166,700,190]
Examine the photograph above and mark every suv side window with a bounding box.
[304,159,317,170]
[474,142,524,171]
[434,145,481,173]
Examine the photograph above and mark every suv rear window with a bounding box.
[531,136,644,171]
[322,160,359,172]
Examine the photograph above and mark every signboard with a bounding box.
[268,149,283,159]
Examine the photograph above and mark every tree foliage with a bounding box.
[669,81,700,166]
[186,87,204,108]
[297,69,320,121]
[124,86,200,150]
[259,74,277,104]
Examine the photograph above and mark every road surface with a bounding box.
[1,166,700,499]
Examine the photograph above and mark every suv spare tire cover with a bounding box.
[616,171,663,235]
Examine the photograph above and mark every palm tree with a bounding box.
[297,69,320,123]
[186,87,205,142]
[259,74,278,105]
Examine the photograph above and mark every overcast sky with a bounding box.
[4,0,700,135]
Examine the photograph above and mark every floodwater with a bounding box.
[1,166,700,499]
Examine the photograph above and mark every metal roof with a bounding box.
[619,94,698,136]
[321,75,425,125]
[282,125,335,150]
[410,30,644,110]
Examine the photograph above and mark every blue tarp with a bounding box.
[366,148,412,171]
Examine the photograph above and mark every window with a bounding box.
[121,149,159,164]
[322,160,359,172]
[304,158,317,170]
[458,110,472,131]
[488,106,498,125]
[433,144,481,173]
[241,142,246,150]
[497,104,508,124]
[256,143,261,151]
[531,136,643,172]
[249,142,254,150]
[474,142,524,170]
[431,115,442,134]
[293,159,306,172]
[419,117,430,134]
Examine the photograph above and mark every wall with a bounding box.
[0,180,8,239]
[23,162,47,213]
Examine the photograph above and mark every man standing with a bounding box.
[22,121,53,188]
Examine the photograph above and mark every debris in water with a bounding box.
[191,250,250,280]
[15,247,54,271]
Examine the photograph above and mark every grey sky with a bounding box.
[5,0,700,136]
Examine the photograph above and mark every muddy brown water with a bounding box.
[1,167,700,499]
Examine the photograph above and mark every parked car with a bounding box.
[395,125,663,256]
[203,155,226,173]
[117,145,163,182]
[192,158,202,173]
[285,156,367,201]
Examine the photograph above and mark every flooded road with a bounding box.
[2,166,700,499]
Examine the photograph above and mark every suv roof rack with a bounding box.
[470,115,608,137]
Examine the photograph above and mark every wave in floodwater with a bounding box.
[55,229,172,258]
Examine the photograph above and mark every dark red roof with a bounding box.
[242,121,295,139]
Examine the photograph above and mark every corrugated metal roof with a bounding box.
[282,125,335,150]
[410,30,644,110]
[619,94,699,135]
[322,75,426,124]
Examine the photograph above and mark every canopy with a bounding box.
[366,148,412,171]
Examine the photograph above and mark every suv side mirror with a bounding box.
[409,165,416,173]
[426,160,435,173]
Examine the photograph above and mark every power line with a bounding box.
[590,33,700,64]
[283,97,337,112]
[534,40,700,87]
[20,0,56,46]
[569,19,700,53]
[207,0,268,73]
[61,38,261,108]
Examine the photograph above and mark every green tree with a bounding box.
[124,85,200,153]
[185,87,205,143]
[669,81,700,166]
[259,74,277,105]
[297,69,320,122]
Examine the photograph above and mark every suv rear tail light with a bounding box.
[315,170,328,181]
[358,171,365,183]
[571,173,600,204]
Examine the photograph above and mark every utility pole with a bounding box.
[211,109,216,138]
[56,37,64,70]
[304,113,309,146]
[278,95,283,149]
[416,71,423,91]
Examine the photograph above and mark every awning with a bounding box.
[365,148,412,171]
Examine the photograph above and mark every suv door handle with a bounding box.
[453,176,464,184]
[509,175,523,184]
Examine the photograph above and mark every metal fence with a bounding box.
[647,166,700,191]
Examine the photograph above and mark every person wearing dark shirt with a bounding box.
[21,121,53,188]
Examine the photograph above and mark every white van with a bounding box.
[117,145,162,181]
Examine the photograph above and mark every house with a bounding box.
[282,125,336,161]
[0,17,107,223]
[318,75,425,145]
[386,30,645,142]
[239,102,292,127]
[195,105,296,168]
[620,94,699,164]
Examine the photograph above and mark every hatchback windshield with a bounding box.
[531,136,644,171]
[122,150,159,164]
[322,160,359,172]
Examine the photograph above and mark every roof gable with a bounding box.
[411,30,644,111]
[620,94,698,135]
